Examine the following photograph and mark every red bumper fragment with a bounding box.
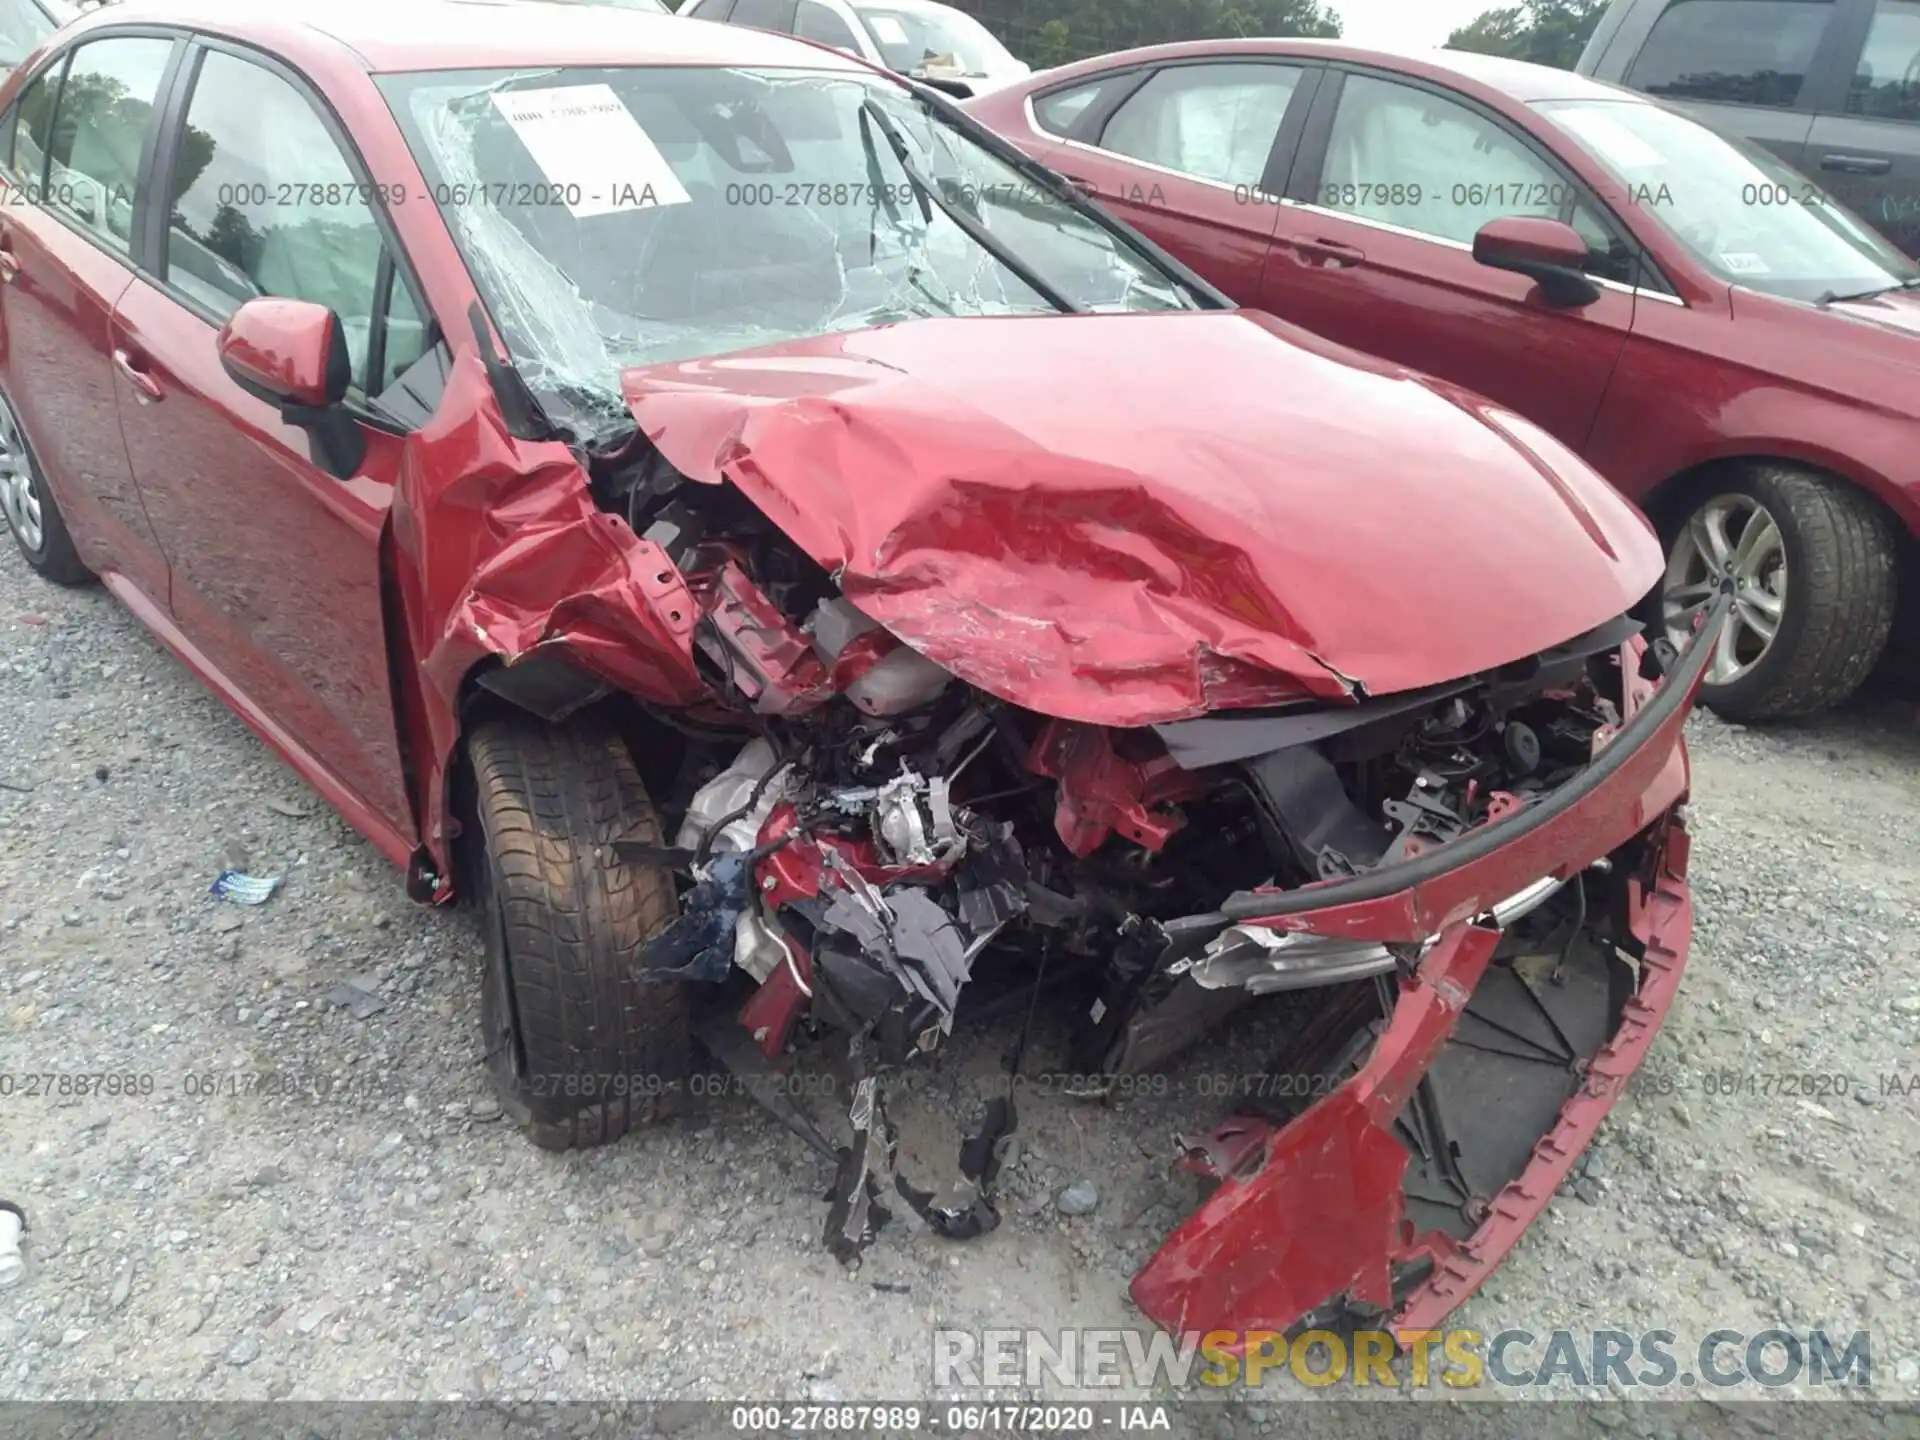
[1130,823,1692,1341]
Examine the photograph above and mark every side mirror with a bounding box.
[1472,216,1601,309]
[216,297,364,478]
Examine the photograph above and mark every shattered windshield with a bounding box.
[378,65,1198,442]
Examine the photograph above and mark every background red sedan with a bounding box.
[971,41,1920,720]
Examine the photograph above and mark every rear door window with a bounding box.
[42,36,175,255]
[795,0,861,51]
[1097,62,1303,187]
[1031,79,1108,137]
[1624,0,1835,108]
[1847,0,1920,120]
[730,0,798,30]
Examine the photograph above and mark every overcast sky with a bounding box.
[1332,0,1501,51]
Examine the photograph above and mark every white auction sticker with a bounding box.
[491,84,692,217]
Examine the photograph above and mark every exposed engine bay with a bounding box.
[575,457,1689,1284]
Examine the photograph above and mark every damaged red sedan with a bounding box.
[0,0,1727,1340]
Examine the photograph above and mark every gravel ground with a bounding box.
[1,537,1918,1425]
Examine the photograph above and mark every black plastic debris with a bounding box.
[640,851,751,983]
[824,1076,896,1265]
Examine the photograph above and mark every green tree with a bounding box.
[952,0,1340,69]
[1445,0,1606,70]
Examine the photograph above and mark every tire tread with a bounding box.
[1709,465,1898,720]
[467,711,685,1151]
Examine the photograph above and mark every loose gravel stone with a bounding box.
[1056,1180,1100,1216]
[0,542,1916,1414]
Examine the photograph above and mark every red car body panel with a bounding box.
[112,277,419,846]
[215,299,343,408]
[1135,639,1699,1336]
[1098,173,1283,310]
[1584,285,1920,533]
[1136,821,1693,1339]
[968,40,1920,543]
[0,205,170,599]
[388,352,711,872]
[1255,220,1639,459]
[619,310,1660,724]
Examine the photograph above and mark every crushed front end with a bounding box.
[379,62,1718,1343]
[586,430,1724,1335]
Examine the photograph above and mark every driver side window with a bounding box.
[1319,74,1632,282]
[161,48,429,396]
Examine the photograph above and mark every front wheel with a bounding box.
[465,709,689,1150]
[1657,465,1896,720]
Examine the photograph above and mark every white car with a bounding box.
[0,0,72,76]
[679,0,1030,96]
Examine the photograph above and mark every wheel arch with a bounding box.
[1634,450,1917,540]
[1636,451,1909,717]
[1633,454,1920,647]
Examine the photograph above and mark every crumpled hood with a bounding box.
[620,311,1661,726]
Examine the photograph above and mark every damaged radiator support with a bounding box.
[599,475,1706,1275]
[641,709,1035,1260]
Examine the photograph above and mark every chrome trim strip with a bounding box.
[1049,134,1259,200]
[1283,202,1685,305]
[1183,874,1573,994]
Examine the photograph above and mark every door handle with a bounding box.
[112,348,164,403]
[0,240,17,284]
[1819,153,1892,176]
[1296,235,1366,267]
[1057,174,1099,198]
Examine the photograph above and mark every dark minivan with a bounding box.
[1580,0,1920,254]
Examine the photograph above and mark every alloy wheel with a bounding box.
[0,393,45,555]
[1661,493,1786,686]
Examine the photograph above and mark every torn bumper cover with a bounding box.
[1128,599,1720,1341]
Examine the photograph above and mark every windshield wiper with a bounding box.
[1814,276,1920,307]
[858,100,924,228]
[857,96,1078,315]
